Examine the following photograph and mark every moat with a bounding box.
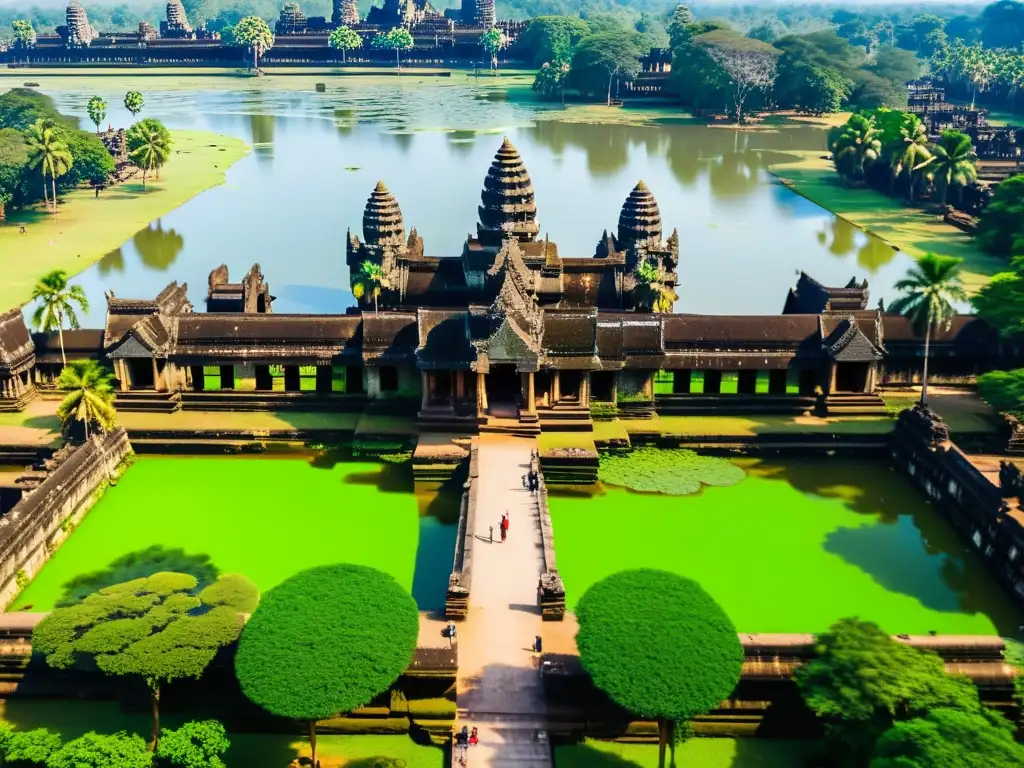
[14,73,921,325]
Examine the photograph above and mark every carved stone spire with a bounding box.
[65,0,96,47]
[617,180,663,249]
[165,0,192,33]
[477,137,539,248]
[338,0,359,24]
[362,181,405,247]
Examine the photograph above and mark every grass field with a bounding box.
[0,700,445,768]
[11,454,456,612]
[555,739,817,768]
[767,151,1005,293]
[549,454,1022,636]
[0,130,248,312]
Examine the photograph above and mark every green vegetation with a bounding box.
[124,91,145,119]
[978,369,1024,416]
[56,360,118,439]
[796,618,1016,767]
[598,448,744,495]
[25,118,72,214]
[328,26,362,63]
[373,28,415,70]
[889,254,967,404]
[549,455,1019,635]
[31,269,88,367]
[86,96,107,134]
[32,572,257,749]
[47,731,152,768]
[871,708,1024,768]
[977,175,1024,259]
[126,119,172,191]
[481,27,506,72]
[156,720,229,768]
[352,260,390,315]
[233,16,274,70]
[632,258,675,312]
[555,739,817,767]
[576,570,743,768]
[5,727,62,764]
[13,456,455,613]
[235,565,418,768]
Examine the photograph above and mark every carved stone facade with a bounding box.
[161,0,194,38]
[64,0,96,47]
[333,0,360,26]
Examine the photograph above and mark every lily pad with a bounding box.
[599,448,745,495]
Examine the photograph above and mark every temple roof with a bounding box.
[477,138,539,247]
[363,181,405,247]
[783,272,869,315]
[31,330,104,365]
[416,310,476,369]
[617,181,663,249]
[823,316,883,362]
[0,309,34,375]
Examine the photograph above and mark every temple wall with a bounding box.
[0,429,133,611]
[890,406,1024,610]
[368,363,421,399]
[616,370,652,399]
[446,439,478,619]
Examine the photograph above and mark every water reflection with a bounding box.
[42,80,950,323]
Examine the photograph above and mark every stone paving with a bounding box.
[454,434,552,768]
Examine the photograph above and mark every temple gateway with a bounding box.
[0,139,1005,426]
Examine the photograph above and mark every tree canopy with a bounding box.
[156,720,230,768]
[47,732,152,768]
[575,569,742,767]
[234,564,418,767]
[570,31,643,104]
[977,174,1024,258]
[870,707,1024,768]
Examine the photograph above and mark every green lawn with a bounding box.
[556,739,817,768]
[0,700,445,768]
[11,455,456,612]
[549,454,1022,637]
[631,413,895,438]
[767,151,1005,293]
[0,130,248,312]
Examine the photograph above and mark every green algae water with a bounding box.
[549,455,1022,637]
[12,455,458,612]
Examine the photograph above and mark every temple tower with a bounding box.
[474,0,495,28]
[477,137,539,248]
[363,181,406,246]
[617,181,663,250]
[65,0,96,47]
[333,0,359,26]
[161,0,194,37]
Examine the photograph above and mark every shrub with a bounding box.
[598,448,745,495]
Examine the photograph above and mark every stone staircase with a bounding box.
[820,392,888,417]
[480,415,541,437]
[453,713,551,768]
[114,390,181,413]
[537,402,592,432]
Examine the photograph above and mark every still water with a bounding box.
[39,76,907,325]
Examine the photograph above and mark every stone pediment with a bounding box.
[108,335,155,359]
[484,318,539,368]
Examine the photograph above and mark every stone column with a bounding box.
[151,358,161,391]
[827,362,837,395]
[117,360,129,392]
[421,371,430,410]
[527,371,536,414]
[455,371,464,400]
[477,372,488,413]
[644,371,654,400]
[553,370,561,402]
[610,372,618,404]
[581,372,590,407]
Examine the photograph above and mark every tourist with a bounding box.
[532,635,543,654]
[489,525,493,543]
[470,727,479,746]
[500,514,507,543]
[442,621,457,648]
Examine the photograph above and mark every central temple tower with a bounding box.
[476,138,539,248]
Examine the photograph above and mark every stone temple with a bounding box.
[63,0,96,47]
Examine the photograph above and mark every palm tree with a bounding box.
[830,114,881,185]
[633,259,677,312]
[351,261,389,315]
[888,116,932,203]
[24,119,72,214]
[57,360,117,441]
[889,254,967,405]
[927,131,978,207]
[126,119,172,190]
[31,270,89,367]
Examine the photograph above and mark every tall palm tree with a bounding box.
[31,270,89,368]
[633,259,677,312]
[888,116,932,203]
[24,119,72,214]
[889,254,967,405]
[351,261,389,315]
[57,360,117,441]
[830,115,881,185]
[126,119,172,190]
[927,131,978,207]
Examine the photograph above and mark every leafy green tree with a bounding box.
[889,254,966,404]
[481,27,505,72]
[233,16,274,71]
[328,25,362,63]
[666,4,695,48]
[31,269,88,367]
[977,174,1024,258]
[927,130,977,206]
[47,732,152,768]
[830,114,881,184]
[352,260,389,314]
[0,88,69,132]
[532,60,571,103]
[124,90,144,118]
[372,27,414,70]
[575,569,743,768]
[234,565,418,768]
[633,259,676,312]
[0,127,28,222]
[156,720,229,768]
[796,618,991,767]
[870,47,921,90]
[888,114,931,201]
[56,360,117,439]
[60,128,115,191]
[570,31,643,105]
[694,30,780,123]
[126,118,171,191]
[12,19,36,50]
[973,264,1024,338]
[6,728,62,765]
[32,573,258,750]
[516,15,589,67]
[86,95,107,134]
[24,118,72,214]
[977,367,1024,415]
[980,0,1024,50]
[870,708,1024,768]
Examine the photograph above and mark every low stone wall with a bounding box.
[890,404,1024,611]
[445,439,478,619]
[0,429,133,611]
[535,455,566,620]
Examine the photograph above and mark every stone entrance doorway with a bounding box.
[835,362,870,393]
[486,365,521,415]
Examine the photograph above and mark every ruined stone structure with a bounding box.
[137,20,158,40]
[0,310,35,412]
[62,0,96,47]
[206,264,274,313]
[160,0,194,39]
[333,0,360,26]
[460,0,494,28]
[276,3,308,36]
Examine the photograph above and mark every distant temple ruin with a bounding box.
[160,0,193,39]
[62,0,96,47]
[333,0,360,26]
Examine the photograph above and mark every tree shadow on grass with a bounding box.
[555,744,643,767]
[53,546,219,607]
[730,738,821,768]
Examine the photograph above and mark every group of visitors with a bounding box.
[455,725,479,765]
[521,469,540,492]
